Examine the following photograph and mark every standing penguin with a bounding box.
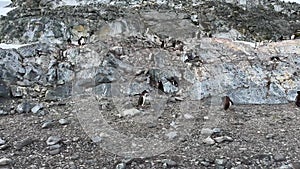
[223,96,233,110]
[67,38,72,45]
[157,81,164,93]
[78,36,86,46]
[296,91,300,107]
[138,90,149,107]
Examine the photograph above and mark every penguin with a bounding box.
[78,36,86,46]
[157,80,164,93]
[138,90,149,107]
[67,38,72,45]
[296,91,300,107]
[167,76,179,87]
[223,96,233,110]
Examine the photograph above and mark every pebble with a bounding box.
[46,136,61,146]
[291,162,300,169]
[0,144,9,150]
[266,133,275,139]
[0,110,8,115]
[58,118,70,125]
[10,85,24,97]
[165,131,177,140]
[162,159,177,167]
[203,137,215,145]
[31,104,43,114]
[279,164,293,169]
[0,157,12,166]
[274,153,286,162]
[16,102,32,113]
[72,137,79,142]
[121,108,140,116]
[14,137,34,150]
[0,138,5,145]
[200,161,210,167]
[49,148,61,155]
[212,128,221,133]
[214,136,225,143]
[42,120,55,129]
[49,144,61,150]
[203,116,209,120]
[183,113,194,119]
[115,162,126,169]
[215,158,227,166]
[146,122,157,128]
[174,97,184,101]
[38,110,48,116]
[201,128,214,136]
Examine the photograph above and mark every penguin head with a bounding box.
[141,90,149,96]
[297,91,300,95]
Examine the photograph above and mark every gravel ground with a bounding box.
[1,97,300,169]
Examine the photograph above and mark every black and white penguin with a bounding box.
[78,36,86,46]
[67,38,72,45]
[296,91,300,107]
[138,90,149,107]
[223,96,233,110]
[158,80,164,93]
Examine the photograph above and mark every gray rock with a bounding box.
[183,113,194,119]
[162,159,177,167]
[201,128,214,136]
[274,153,286,162]
[58,118,70,125]
[45,85,71,101]
[49,144,61,150]
[37,110,48,116]
[14,137,34,150]
[214,136,225,143]
[42,120,55,129]
[49,148,61,155]
[115,162,126,169]
[0,82,10,98]
[174,97,184,101]
[223,136,233,142]
[0,157,12,166]
[10,85,25,97]
[0,144,9,150]
[46,136,62,146]
[31,104,43,114]
[0,110,8,115]
[215,158,227,166]
[165,131,177,140]
[121,108,141,117]
[291,162,300,169]
[212,128,221,133]
[266,133,276,139]
[200,161,210,167]
[0,138,5,145]
[203,137,215,145]
[279,164,293,169]
[16,102,32,113]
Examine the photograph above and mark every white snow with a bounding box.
[0,43,32,49]
[55,0,82,7]
[281,0,300,3]
[0,0,15,16]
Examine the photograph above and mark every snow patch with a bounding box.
[281,0,300,3]
[0,43,32,49]
[0,0,15,16]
